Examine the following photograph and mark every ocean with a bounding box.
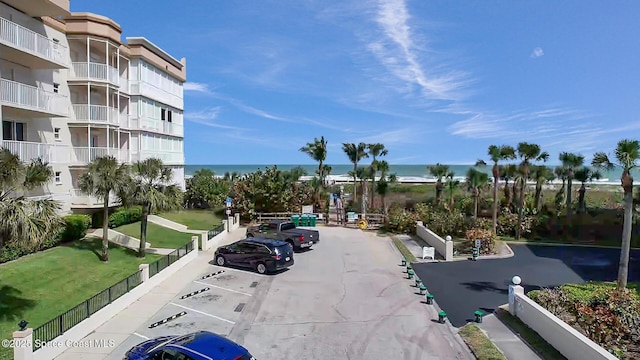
[184,164,625,185]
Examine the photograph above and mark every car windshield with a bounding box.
[280,222,295,231]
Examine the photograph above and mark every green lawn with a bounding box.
[0,238,161,359]
[115,221,195,249]
[159,209,222,230]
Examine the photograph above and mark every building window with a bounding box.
[55,172,62,184]
[53,83,59,93]
[2,121,25,141]
[167,110,172,123]
[161,108,166,121]
[54,128,60,140]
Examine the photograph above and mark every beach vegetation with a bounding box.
[184,168,231,209]
[427,163,450,206]
[342,142,369,205]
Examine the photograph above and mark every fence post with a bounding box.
[13,328,34,360]
[139,264,149,282]
[200,231,208,251]
[508,276,525,316]
[191,236,199,255]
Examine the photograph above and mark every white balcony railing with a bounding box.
[131,150,183,164]
[72,104,119,125]
[133,117,184,137]
[0,78,68,116]
[71,189,119,207]
[129,81,182,110]
[71,62,119,86]
[1,140,70,164]
[119,114,130,128]
[73,147,130,164]
[0,17,68,66]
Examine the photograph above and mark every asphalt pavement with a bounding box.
[412,244,640,327]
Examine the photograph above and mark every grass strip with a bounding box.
[391,237,416,263]
[459,324,507,360]
[495,308,566,360]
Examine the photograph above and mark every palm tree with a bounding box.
[500,164,518,211]
[119,158,183,257]
[367,143,388,206]
[0,149,63,256]
[342,142,369,205]
[466,168,489,219]
[428,163,450,206]
[78,156,129,262]
[530,165,555,211]
[554,166,567,207]
[559,152,585,221]
[592,139,640,290]
[375,160,396,215]
[477,145,516,234]
[515,143,549,239]
[574,167,602,213]
[299,136,328,183]
[444,171,460,211]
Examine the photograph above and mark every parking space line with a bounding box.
[193,280,253,296]
[168,302,236,324]
[214,266,266,277]
[133,332,150,340]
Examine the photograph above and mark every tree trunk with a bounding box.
[435,180,443,205]
[139,205,149,258]
[534,183,543,211]
[512,180,519,211]
[577,184,586,213]
[504,180,512,209]
[352,164,358,206]
[101,197,110,262]
[566,173,574,221]
[492,165,499,234]
[516,168,528,240]
[618,172,634,289]
[473,189,479,219]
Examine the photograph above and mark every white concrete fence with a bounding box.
[415,221,454,261]
[202,213,240,251]
[12,236,201,360]
[508,277,617,360]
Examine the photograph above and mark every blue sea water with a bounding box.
[185,164,625,184]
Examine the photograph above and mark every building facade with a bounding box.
[0,0,186,214]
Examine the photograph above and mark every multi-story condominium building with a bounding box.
[0,0,186,214]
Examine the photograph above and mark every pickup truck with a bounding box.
[246,220,320,251]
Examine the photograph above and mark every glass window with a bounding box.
[15,123,24,141]
[2,121,12,140]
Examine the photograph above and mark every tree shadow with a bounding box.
[0,286,37,323]
[460,281,509,295]
[65,237,102,260]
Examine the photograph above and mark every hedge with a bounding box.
[60,214,91,243]
[108,206,143,228]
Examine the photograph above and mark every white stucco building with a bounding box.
[0,0,186,214]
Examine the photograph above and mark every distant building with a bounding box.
[1,0,186,213]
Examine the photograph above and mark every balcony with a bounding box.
[69,62,119,86]
[72,104,119,125]
[0,17,69,69]
[129,81,182,110]
[71,189,119,208]
[0,78,69,117]
[1,140,70,164]
[131,150,183,165]
[129,117,184,137]
[72,147,130,165]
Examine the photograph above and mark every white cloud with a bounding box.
[183,82,211,93]
[531,47,544,58]
[355,127,426,146]
[184,107,249,130]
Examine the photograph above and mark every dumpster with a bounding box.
[309,215,317,227]
[291,214,300,226]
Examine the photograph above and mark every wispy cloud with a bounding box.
[184,82,212,93]
[530,47,544,58]
[184,107,249,130]
[356,127,426,146]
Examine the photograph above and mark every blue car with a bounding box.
[124,331,255,360]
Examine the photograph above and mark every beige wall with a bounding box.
[64,13,122,45]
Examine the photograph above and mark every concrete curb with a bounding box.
[505,240,640,250]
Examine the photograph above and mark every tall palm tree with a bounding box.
[466,168,489,219]
[573,167,602,214]
[530,165,555,211]
[592,139,640,290]
[500,164,518,211]
[428,163,450,206]
[367,143,388,206]
[0,149,63,255]
[554,166,568,207]
[119,158,183,257]
[477,145,516,234]
[78,156,129,262]
[299,136,328,183]
[559,152,585,221]
[342,142,369,205]
[444,171,460,211]
[515,143,549,239]
[375,160,396,215]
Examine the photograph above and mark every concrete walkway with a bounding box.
[478,312,542,360]
[56,227,247,360]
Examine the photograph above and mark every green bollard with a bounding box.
[419,284,427,295]
[438,311,447,324]
[415,278,423,287]
[426,293,434,304]
[401,258,407,266]
[407,270,415,279]
[406,264,412,271]
[474,310,485,323]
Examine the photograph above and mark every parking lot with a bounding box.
[91,226,472,360]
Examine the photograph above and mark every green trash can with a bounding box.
[300,215,309,226]
[309,215,317,227]
[291,215,300,226]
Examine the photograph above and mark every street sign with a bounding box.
[475,239,482,248]
[225,197,232,208]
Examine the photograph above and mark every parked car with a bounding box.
[214,238,294,274]
[124,330,255,360]
[246,220,320,251]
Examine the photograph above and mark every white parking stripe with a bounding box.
[193,280,253,296]
[133,332,150,340]
[168,302,236,324]
[213,266,266,277]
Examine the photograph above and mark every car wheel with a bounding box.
[256,262,267,274]
[216,255,227,266]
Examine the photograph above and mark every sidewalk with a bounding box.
[478,312,542,360]
[56,227,247,360]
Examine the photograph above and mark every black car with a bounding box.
[214,238,294,274]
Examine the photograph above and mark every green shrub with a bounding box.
[387,206,418,233]
[497,210,534,237]
[109,206,143,228]
[0,242,30,263]
[465,228,496,255]
[60,214,91,243]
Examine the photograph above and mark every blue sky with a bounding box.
[73,1,640,165]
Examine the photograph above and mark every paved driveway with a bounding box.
[105,226,472,360]
[412,244,640,327]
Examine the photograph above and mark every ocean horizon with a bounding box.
[184,164,624,185]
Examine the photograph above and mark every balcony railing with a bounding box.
[129,81,182,110]
[0,78,68,116]
[71,62,119,86]
[72,104,119,125]
[0,17,68,66]
[1,140,70,163]
[73,147,130,164]
[132,117,184,137]
[71,189,119,206]
[131,150,183,164]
